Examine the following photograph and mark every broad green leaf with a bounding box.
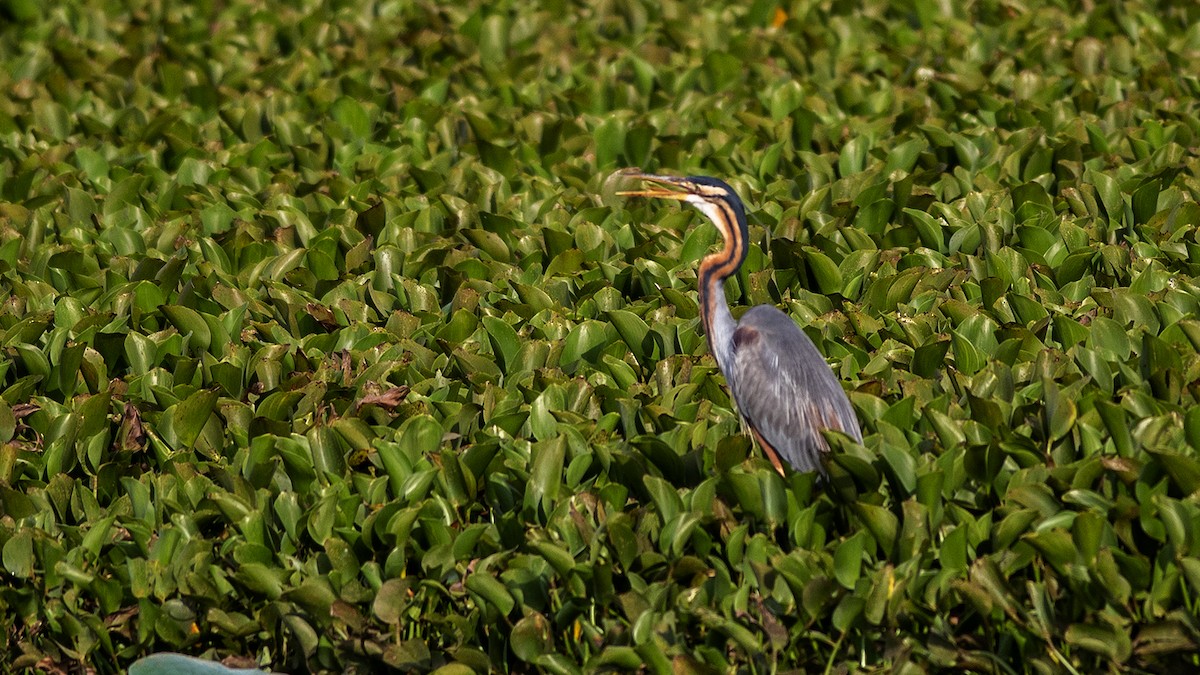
[161,389,219,451]
[607,309,653,363]
[594,117,624,170]
[833,531,866,588]
[642,475,681,522]
[1064,622,1132,661]
[951,330,985,374]
[525,437,565,518]
[511,613,553,663]
[161,305,212,353]
[330,97,372,139]
[2,528,33,578]
[465,572,515,616]
[853,502,898,558]
[1043,381,1076,442]
[234,563,284,599]
[482,316,520,373]
[560,321,610,367]
[804,249,842,295]
[373,579,413,624]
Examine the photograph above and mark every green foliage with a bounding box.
[1,0,1200,673]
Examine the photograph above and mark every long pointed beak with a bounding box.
[616,171,693,200]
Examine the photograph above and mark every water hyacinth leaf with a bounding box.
[235,562,286,599]
[2,528,33,578]
[307,248,339,281]
[1146,451,1200,496]
[1131,179,1160,225]
[161,389,219,451]
[804,249,842,295]
[725,472,765,520]
[951,330,985,375]
[1011,182,1052,223]
[11,344,50,379]
[525,438,565,518]
[594,117,624,170]
[482,316,520,373]
[257,391,303,422]
[760,471,788,526]
[838,135,871,176]
[607,310,654,363]
[1153,496,1193,556]
[855,200,894,236]
[940,525,968,572]
[383,638,432,669]
[529,390,561,440]
[589,647,643,670]
[1064,622,1132,662]
[561,321,610,367]
[1056,251,1094,285]
[465,572,515,616]
[511,612,553,662]
[643,475,682,522]
[833,531,866,589]
[607,521,638,573]
[1075,348,1114,393]
[1085,169,1123,224]
[4,313,53,345]
[874,269,922,313]
[76,390,112,439]
[853,503,898,558]
[356,202,386,239]
[463,229,511,262]
[1096,401,1133,457]
[331,96,372,139]
[288,576,333,623]
[430,663,478,675]
[399,415,443,457]
[911,340,950,378]
[0,486,36,520]
[680,221,718,262]
[461,440,501,480]
[885,137,926,174]
[161,305,212,353]
[0,402,15,443]
[308,426,345,478]
[53,343,84,397]
[1186,407,1200,451]
[1043,381,1076,442]
[1023,528,1078,573]
[437,448,474,507]
[904,208,946,251]
[373,579,412,624]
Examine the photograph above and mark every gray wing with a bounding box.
[726,305,861,473]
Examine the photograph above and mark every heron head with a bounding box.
[617,170,748,239]
[616,170,737,203]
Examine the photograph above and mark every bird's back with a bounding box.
[725,305,861,472]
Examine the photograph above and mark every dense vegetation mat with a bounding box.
[2,0,1200,672]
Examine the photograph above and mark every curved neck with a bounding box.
[696,200,748,375]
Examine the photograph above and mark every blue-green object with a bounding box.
[128,653,271,675]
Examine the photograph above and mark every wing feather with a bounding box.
[727,306,861,473]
